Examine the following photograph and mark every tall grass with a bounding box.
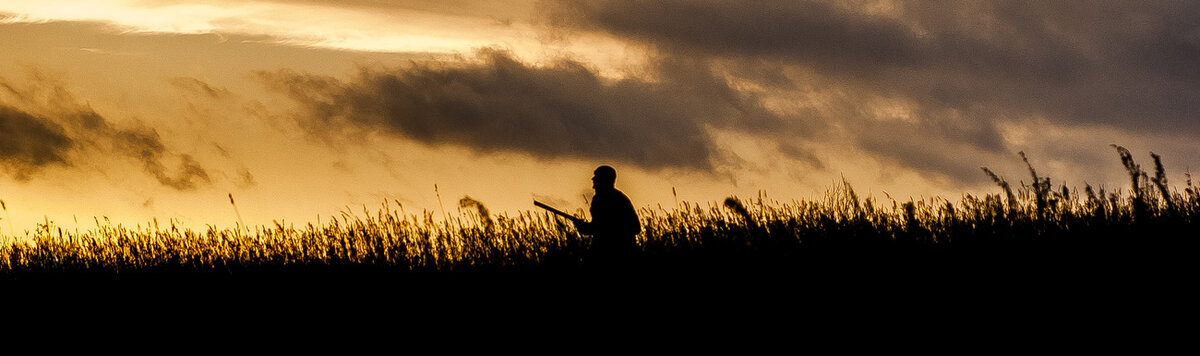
[1,147,1195,279]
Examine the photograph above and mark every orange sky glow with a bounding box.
[2,1,1198,235]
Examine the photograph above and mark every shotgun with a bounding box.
[534,200,582,223]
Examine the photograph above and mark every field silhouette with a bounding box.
[1,146,1194,292]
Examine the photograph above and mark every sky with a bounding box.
[1,0,1198,233]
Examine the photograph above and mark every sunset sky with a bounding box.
[2,0,1198,232]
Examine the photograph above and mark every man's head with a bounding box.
[592,165,616,190]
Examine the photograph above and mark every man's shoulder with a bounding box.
[592,188,631,204]
[595,186,633,203]
[598,188,630,199]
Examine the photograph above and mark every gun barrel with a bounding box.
[534,200,577,220]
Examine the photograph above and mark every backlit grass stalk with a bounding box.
[1,146,1195,277]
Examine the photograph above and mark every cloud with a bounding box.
[238,169,257,188]
[0,104,73,179]
[546,0,1200,181]
[111,124,211,190]
[856,119,1000,185]
[258,48,813,171]
[169,77,231,99]
[0,74,210,190]
[550,0,930,73]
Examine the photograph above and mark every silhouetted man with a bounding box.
[574,166,640,264]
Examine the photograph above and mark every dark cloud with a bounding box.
[551,0,929,73]
[258,49,813,170]
[547,0,1200,181]
[0,105,73,179]
[550,1,1200,128]
[0,75,210,189]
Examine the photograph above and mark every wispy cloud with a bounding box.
[0,72,210,190]
[169,77,231,99]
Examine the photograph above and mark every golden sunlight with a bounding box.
[1,0,535,54]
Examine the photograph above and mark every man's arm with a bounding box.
[534,200,593,233]
[573,219,595,235]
